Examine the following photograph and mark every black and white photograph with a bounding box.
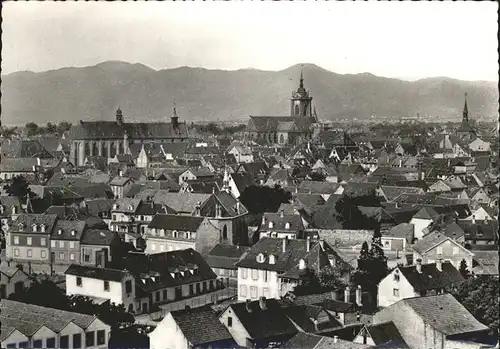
[1,2,499,349]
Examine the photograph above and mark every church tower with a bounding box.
[290,70,313,117]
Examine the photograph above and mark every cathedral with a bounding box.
[245,72,320,145]
[70,105,190,167]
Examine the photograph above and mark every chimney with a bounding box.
[236,202,240,215]
[262,215,266,226]
[356,285,362,307]
[344,286,350,303]
[436,258,442,272]
[259,297,267,310]
[280,210,284,218]
[245,299,252,312]
[119,170,123,177]
[195,201,201,216]
[472,215,476,224]
[319,239,324,251]
[331,290,339,301]
[399,159,403,168]
[37,157,41,166]
[306,236,311,252]
[333,335,339,344]
[416,258,422,273]
[282,237,288,253]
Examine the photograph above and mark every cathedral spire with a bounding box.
[463,92,469,122]
[299,69,304,88]
[171,101,179,128]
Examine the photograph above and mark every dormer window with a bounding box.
[58,229,63,235]
[256,253,265,263]
[12,206,17,214]
[160,229,165,237]
[32,224,37,232]
[18,223,25,231]
[0,205,4,214]
[128,205,133,211]
[70,230,76,236]
[299,259,307,270]
[268,222,274,229]
[285,222,290,229]
[269,255,276,265]
[112,204,117,210]
[151,228,156,235]
[173,230,178,238]
[40,224,46,233]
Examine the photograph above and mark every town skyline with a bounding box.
[2,1,498,81]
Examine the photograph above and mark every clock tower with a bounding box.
[290,71,313,117]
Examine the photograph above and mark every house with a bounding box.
[109,175,134,199]
[412,232,474,270]
[284,332,371,349]
[0,299,111,349]
[0,158,41,181]
[381,223,414,251]
[226,172,255,198]
[149,306,236,349]
[265,168,296,187]
[283,303,345,333]
[377,259,464,308]
[259,211,305,239]
[80,229,121,267]
[179,168,215,185]
[297,181,343,201]
[228,145,254,163]
[65,264,137,313]
[235,237,350,301]
[469,138,491,155]
[50,220,86,266]
[458,220,499,246]
[465,206,494,222]
[372,294,490,349]
[409,207,440,241]
[219,297,298,348]
[353,321,407,347]
[205,244,250,287]
[0,265,32,299]
[0,196,22,233]
[5,214,58,264]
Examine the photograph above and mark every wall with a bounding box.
[381,237,405,251]
[65,274,131,308]
[149,312,189,349]
[377,268,418,308]
[0,269,32,298]
[410,218,432,240]
[317,229,373,247]
[423,239,473,270]
[50,239,81,265]
[219,306,252,347]
[237,267,279,301]
[81,245,111,266]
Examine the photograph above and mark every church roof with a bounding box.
[71,121,189,140]
[247,116,315,133]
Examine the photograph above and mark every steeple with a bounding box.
[300,69,304,89]
[291,68,313,117]
[463,92,469,122]
[222,167,230,193]
[116,107,124,126]
[171,102,179,129]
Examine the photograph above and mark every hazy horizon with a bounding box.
[2,2,498,82]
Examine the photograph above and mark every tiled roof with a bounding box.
[109,176,133,186]
[363,321,405,346]
[206,244,250,270]
[298,181,341,195]
[0,299,98,341]
[411,232,450,254]
[229,298,297,341]
[148,214,204,232]
[1,139,53,159]
[398,262,464,292]
[283,332,322,349]
[0,157,39,172]
[10,214,58,234]
[51,220,86,241]
[80,229,118,246]
[295,194,326,206]
[284,305,338,332]
[380,186,424,202]
[65,264,131,282]
[412,206,440,220]
[402,294,488,335]
[0,265,27,278]
[384,223,414,242]
[261,212,304,232]
[71,121,189,140]
[112,198,142,213]
[153,191,211,213]
[170,306,233,346]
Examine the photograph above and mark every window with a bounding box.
[6,344,16,349]
[125,280,132,294]
[14,248,19,256]
[189,284,194,295]
[46,338,56,349]
[251,269,259,281]
[393,288,400,297]
[27,249,32,258]
[13,236,19,245]
[19,342,29,348]
[263,270,268,282]
[33,339,43,348]
[51,240,56,248]
[160,245,165,252]
[70,253,75,261]
[77,277,82,286]
[69,241,75,249]
[250,286,258,299]
[173,230,178,238]
[196,283,201,293]
[393,273,400,282]
[437,246,443,255]
[210,280,214,290]
[59,241,64,248]
[59,252,65,260]
[60,335,69,349]
[151,243,156,251]
[227,316,233,327]
[156,291,160,302]
[263,287,270,298]
[203,281,207,292]
[285,222,290,229]
[268,222,274,229]
[104,280,110,291]
[163,289,167,300]
[97,330,106,346]
[27,237,32,246]
[222,225,228,240]
[73,334,82,349]
[84,250,91,262]
[41,238,46,246]
[241,268,247,279]
[85,331,95,347]
[240,284,247,297]
[453,247,459,255]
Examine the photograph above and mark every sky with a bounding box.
[2,1,498,81]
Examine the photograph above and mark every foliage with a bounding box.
[309,171,326,182]
[294,265,346,296]
[450,276,499,336]
[239,185,292,215]
[192,122,246,136]
[23,121,72,137]
[5,175,35,200]
[25,122,40,136]
[334,193,381,229]
[458,259,470,278]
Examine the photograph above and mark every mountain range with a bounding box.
[1,61,498,126]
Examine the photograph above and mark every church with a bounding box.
[455,92,476,140]
[70,105,190,167]
[245,72,320,145]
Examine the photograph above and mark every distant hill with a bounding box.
[1,61,498,126]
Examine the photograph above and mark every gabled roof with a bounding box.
[362,321,405,346]
[400,294,488,335]
[65,264,131,282]
[261,212,305,232]
[170,306,233,346]
[298,181,341,195]
[153,191,211,213]
[206,244,250,270]
[1,139,53,159]
[80,229,118,246]
[51,219,86,241]
[398,262,464,291]
[412,232,472,256]
[228,298,297,341]
[11,214,58,234]
[148,214,204,232]
[412,206,440,220]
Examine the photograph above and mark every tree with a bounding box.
[368,227,389,286]
[293,265,346,296]
[309,171,326,182]
[25,122,39,136]
[239,185,292,215]
[57,121,72,136]
[450,276,499,336]
[5,175,34,200]
[46,122,58,134]
[334,193,381,230]
[458,259,470,278]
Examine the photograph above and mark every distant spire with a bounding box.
[463,92,469,122]
[300,69,304,88]
[172,101,178,118]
